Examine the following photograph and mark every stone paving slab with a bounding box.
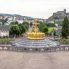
[0,51,69,69]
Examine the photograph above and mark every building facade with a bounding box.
[0,26,10,37]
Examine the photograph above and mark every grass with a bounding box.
[48,27,56,33]
[0,38,14,44]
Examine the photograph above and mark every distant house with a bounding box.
[0,25,10,37]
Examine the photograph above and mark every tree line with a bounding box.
[9,21,48,37]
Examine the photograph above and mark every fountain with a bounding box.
[12,19,59,52]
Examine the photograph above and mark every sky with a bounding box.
[0,0,69,19]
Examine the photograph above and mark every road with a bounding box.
[0,51,69,69]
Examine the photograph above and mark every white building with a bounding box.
[0,26,9,37]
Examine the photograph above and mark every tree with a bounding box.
[22,22,29,31]
[10,21,18,25]
[62,16,69,39]
[18,24,26,35]
[9,22,29,37]
[42,26,48,35]
[9,25,20,37]
[38,22,48,35]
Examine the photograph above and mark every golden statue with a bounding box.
[27,19,45,40]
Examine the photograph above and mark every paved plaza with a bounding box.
[0,51,69,69]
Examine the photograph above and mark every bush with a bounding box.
[59,39,69,44]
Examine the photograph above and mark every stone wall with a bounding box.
[0,45,69,52]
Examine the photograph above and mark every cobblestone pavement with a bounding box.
[0,51,69,69]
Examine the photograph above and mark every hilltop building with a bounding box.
[46,9,68,24]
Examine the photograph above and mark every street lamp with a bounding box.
[53,17,56,40]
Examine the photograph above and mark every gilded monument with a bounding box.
[27,19,45,40]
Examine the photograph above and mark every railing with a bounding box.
[0,45,69,52]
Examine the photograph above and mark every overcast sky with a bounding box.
[0,0,69,19]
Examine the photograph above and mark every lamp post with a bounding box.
[57,16,60,39]
[53,17,56,40]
